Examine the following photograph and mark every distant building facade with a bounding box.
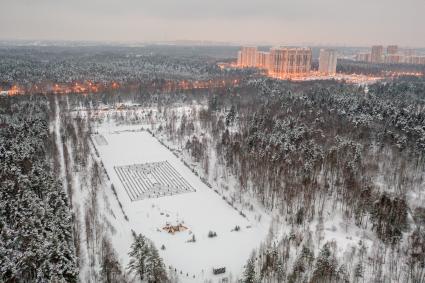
[256,51,271,70]
[269,47,312,78]
[318,49,338,74]
[237,47,258,67]
[371,45,384,63]
[237,46,312,78]
[355,45,422,64]
[404,55,425,65]
[384,54,402,64]
[237,51,242,66]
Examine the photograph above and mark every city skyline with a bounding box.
[1,0,424,47]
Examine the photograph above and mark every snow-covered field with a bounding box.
[93,128,270,282]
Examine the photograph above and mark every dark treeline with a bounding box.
[0,46,239,86]
[0,95,78,282]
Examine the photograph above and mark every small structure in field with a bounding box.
[208,231,217,238]
[163,223,188,234]
[213,267,226,275]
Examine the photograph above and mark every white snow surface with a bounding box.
[94,128,270,282]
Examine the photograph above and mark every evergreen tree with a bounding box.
[243,253,257,283]
[127,233,168,282]
[276,258,285,282]
[354,262,363,281]
[311,243,340,283]
[127,234,150,281]
[225,105,236,126]
[144,244,168,283]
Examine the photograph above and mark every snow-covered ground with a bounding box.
[93,128,270,282]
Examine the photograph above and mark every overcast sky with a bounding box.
[1,0,424,47]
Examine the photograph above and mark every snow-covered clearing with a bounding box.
[93,128,270,282]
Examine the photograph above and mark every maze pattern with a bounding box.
[114,161,195,201]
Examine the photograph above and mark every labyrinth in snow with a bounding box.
[114,161,196,201]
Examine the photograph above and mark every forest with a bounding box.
[0,96,78,282]
[63,74,425,282]
[1,55,425,282]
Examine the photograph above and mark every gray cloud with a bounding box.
[0,0,424,46]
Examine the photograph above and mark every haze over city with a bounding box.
[1,0,425,46]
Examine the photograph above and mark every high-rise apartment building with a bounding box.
[318,49,338,74]
[387,45,398,55]
[256,51,271,70]
[238,47,258,67]
[236,46,312,78]
[355,46,424,65]
[371,45,384,63]
[269,47,312,78]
